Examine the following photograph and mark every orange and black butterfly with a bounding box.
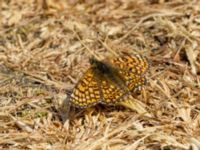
[70,53,149,108]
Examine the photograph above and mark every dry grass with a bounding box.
[0,0,200,149]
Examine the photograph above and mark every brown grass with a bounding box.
[0,0,200,149]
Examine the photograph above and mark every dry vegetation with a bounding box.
[0,0,200,149]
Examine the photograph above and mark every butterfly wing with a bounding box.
[119,71,147,92]
[99,77,127,104]
[111,54,149,91]
[70,68,101,108]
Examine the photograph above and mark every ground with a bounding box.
[0,0,200,150]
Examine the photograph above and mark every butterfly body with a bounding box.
[90,58,128,91]
[70,53,149,108]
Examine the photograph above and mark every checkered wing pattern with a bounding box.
[70,68,101,108]
[70,53,149,108]
[100,79,125,104]
[111,54,149,91]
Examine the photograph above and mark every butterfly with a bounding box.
[70,53,149,108]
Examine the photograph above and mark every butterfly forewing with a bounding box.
[111,54,149,75]
[111,54,149,91]
[70,68,101,108]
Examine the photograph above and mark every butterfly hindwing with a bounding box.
[99,77,125,104]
